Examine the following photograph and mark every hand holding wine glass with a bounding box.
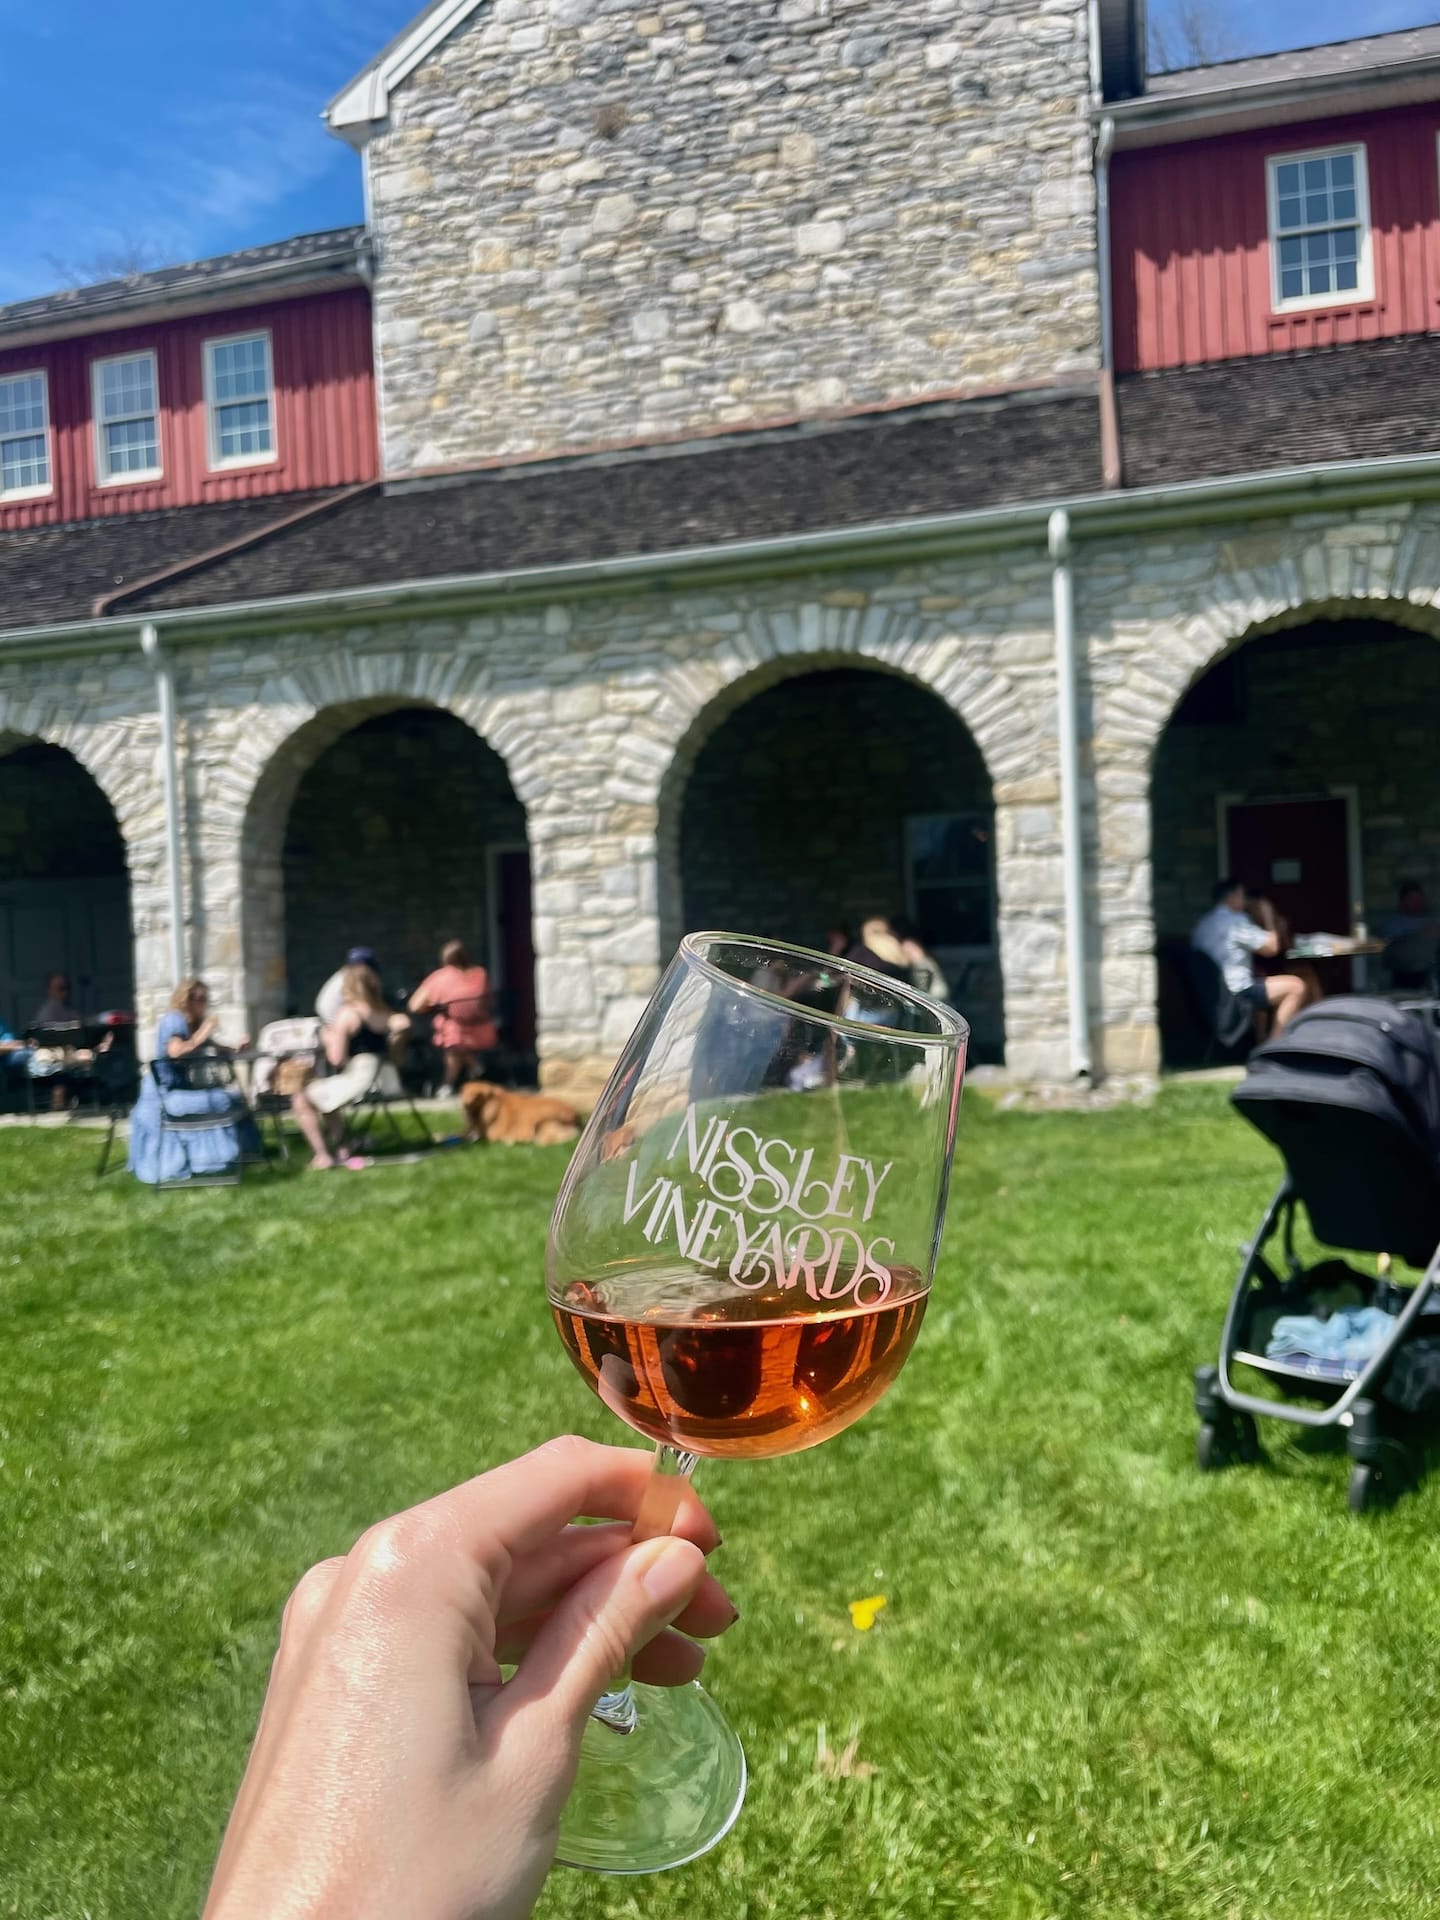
[546,933,966,1872]
[204,1439,736,1920]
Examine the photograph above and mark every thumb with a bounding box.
[497,1535,706,1739]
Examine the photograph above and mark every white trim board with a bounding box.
[327,0,491,145]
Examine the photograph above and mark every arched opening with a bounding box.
[0,737,133,1033]
[243,704,535,1062]
[671,666,1003,1059]
[1151,615,1440,1063]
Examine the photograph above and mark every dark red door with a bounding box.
[496,849,536,1055]
[1225,796,1353,941]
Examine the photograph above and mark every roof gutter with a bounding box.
[1094,116,1121,487]
[0,240,372,350]
[1101,52,1440,138]
[7,446,1440,657]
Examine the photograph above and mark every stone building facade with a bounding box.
[7,497,1440,1085]
[361,0,1098,468]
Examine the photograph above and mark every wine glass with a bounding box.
[545,932,967,1873]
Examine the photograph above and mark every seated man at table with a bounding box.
[30,971,80,1029]
[1380,880,1440,992]
[1191,877,1314,1035]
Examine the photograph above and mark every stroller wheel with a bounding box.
[1348,1462,1380,1514]
[1232,1411,1261,1464]
[1196,1422,1224,1472]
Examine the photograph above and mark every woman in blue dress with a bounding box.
[128,978,258,1185]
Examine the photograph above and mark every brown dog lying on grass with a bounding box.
[460,1080,582,1146]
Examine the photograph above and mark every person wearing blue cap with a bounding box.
[316,945,379,1027]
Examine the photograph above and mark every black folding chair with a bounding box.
[340,1063,433,1154]
[245,1055,299,1163]
[1176,946,1256,1066]
[94,1029,142,1178]
[142,1056,245,1190]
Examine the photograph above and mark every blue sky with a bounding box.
[2,0,1438,304]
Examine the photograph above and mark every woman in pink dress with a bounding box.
[409,939,499,1090]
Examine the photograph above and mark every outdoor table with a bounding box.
[1285,936,1386,960]
[1285,935,1386,995]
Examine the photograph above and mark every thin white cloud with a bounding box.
[0,63,358,302]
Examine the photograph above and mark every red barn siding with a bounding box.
[0,286,376,528]
[1113,105,1440,373]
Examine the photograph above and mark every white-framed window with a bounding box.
[92,351,161,483]
[904,813,996,951]
[204,330,276,468]
[0,370,51,498]
[1266,143,1372,312]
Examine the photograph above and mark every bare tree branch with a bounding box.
[1147,0,1248,73]
[39,240,168,290]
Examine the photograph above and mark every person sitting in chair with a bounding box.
[316,946,382,1028]
[292,963,410,1170]
[408,939,499,1092]
[30,971,81,1028]
[1191,877,1313,1035]
[127,979,257,1185]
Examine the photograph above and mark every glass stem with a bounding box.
[590,1444,699,1737]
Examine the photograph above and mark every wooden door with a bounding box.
[494,848,536,1055]
[1224,797,1358,987]
[1223,796,1352,940]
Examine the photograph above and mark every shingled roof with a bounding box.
[112,385,1105,613]
[0,491,352,629]
[1145,24,1440,104]
[6,330,1440,634]
[0,228,369,345]
[1115,331,1440,488]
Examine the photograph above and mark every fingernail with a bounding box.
[637,1538,702,1611]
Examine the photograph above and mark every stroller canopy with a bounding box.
[1231,997,1440,1267]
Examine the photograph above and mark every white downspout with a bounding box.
[1095,116,1116,377]
[1049,509,1092,1079]
[140,622,186,984]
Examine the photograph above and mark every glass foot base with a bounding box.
[555,1680,746,1874]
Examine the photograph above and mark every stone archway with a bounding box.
[0,735,134,1033]
[1148,612,1440,1063]
[237,697,534,1053]
[655,656,1006,1061]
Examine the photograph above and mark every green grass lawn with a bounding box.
[5,1090,1440,1919]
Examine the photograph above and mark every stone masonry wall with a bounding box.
[368,0,1097,469]
[281,706,527,1010]
[679,666,1003,1056]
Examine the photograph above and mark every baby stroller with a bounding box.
[1195,996,1440,1512]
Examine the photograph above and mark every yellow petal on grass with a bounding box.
[847,1594,887,1631]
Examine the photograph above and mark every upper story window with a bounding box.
[0,371,51,498]
[93,351,162,483]
[204,331,276,468]
[1266,144,1372,312]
